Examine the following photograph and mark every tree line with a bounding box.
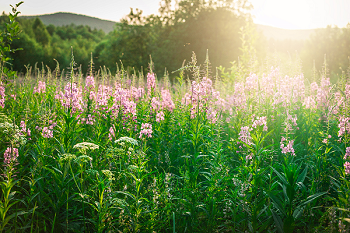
[1,0,350,81]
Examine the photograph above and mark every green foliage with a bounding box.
[0,1,23,82]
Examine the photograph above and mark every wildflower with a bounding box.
[151,97,161,111]
[96,84,112,107]
[85,76,95,89]
[238,126,252,146]
[108,126,115,141]
[0,81,5,108]
[115,136,138,146]
[0,122,27,146]
[338,117,350,138]
[139,123,152,138]
[156,111,165,122]
[73,142,99,153]
[147,73,156,94]
[252,116,268,131]
[75,155,93,164]
[3,147,19,165]
[207,108,218,124]
[344,147,350,160]
[344,161,350,175]
[280,137,295,156]
[59,153,77,162]
[102,170,115,181]
[161,89,175,111]
[55,82,84,113]
[131,86,144,101]
[33,81,46,94]
[42,127,53,138]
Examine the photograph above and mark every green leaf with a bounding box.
[271,209,284,233]
[297,166,307,184]
[300,191,327,206]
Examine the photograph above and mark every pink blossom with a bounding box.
[151,97,161,111]
[85,76,95,89]
[147,73,156,94]
[0,81,5,108]
[246,154,253,160]
[42,127,53,138]
[131,86,144,101]
[96,84,112,107]
[207,108,218,124]
[33,81,46,94]
[156,111,165,122]
[338,117,350,138]
[139,123,153,138]
[161,89,175,111]
[4,147,19,165]
[108,126,115,141]
[280,137,295,156]
[252,116,268,131]
[239,126,252,146]
[344,147,350,160]
[55,82,84,113]
[345,162,350,175]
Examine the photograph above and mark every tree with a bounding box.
[32,17,50,47]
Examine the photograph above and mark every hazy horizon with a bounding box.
[1,0,350,30]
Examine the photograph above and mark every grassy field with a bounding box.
[1,57,350,233]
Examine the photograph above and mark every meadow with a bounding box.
[1,51,350,233]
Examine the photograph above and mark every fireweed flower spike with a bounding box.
[3,147,19,165]
[147,73,156,95]
[344,162,350,175]
[139,123,153,139]
[280,137,295,156]
[0,81,5,108]
[33,81,46,94]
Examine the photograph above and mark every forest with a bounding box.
[0,0,348,82]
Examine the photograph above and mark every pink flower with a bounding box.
[280,137,295,156]
[161,89,175,111]
[239,126,252,146]
[252,116,268,131]
[156,111,165,122]
[0,81,5,108]
[55,83,84,113]
[338,117,350,138]
[246,154,253,160]
[85,76,95,89]
[108,126,115,141]
[151,97,161,111]
[344,147,350,160]
[33,81,46,94]
[42,127,53,138]
[139,123,153,138]
[345,161,350,175]
[4,147,19,165]
[147,73,156,94]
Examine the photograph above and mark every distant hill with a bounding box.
[256,24,315,41]
[20,12,118,33]
[20,12,316,40]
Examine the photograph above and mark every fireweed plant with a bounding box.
[2,52,350,232]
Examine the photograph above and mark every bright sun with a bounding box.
[250,0,350,29]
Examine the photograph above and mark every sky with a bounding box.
[1,0,350,30]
